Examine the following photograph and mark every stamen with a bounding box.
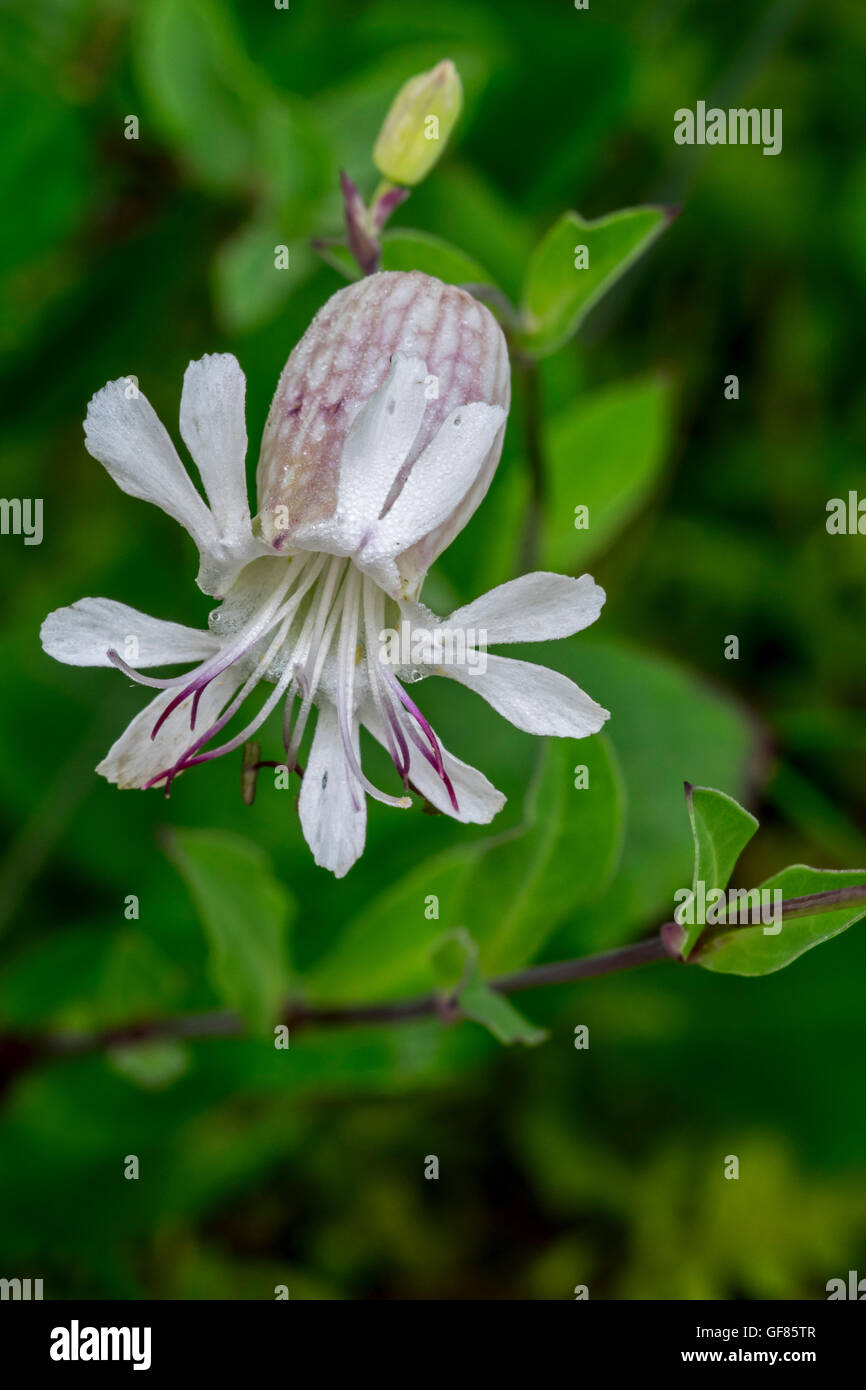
[335,566,410,810]
[383,668,444,776]
[148,566,297,740]
[383,700,411,782]
[381,666,458,812]
[284,556,347,766]
[403,720,459,812]
[107,649,196,689]
[135,550,456,818]
[150,553,325,742]
[363,576,410,782]
[145,597,301,787]
[142,555,328,788]
[281,665,307,760]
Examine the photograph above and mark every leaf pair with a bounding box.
[681,784,866,975]
[430,928,546,1047]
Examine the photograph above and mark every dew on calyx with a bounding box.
[209,605,247,639]
[407,668,424,683]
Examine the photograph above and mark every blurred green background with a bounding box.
[1,0,866,1299]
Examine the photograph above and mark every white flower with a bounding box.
[41,272,609,877]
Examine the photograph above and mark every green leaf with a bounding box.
[311,239,362,282]
[519,206,672,357]
[0,922,185,1031]
[456,735,624,973]
[321,227,494,289]
[549,638,759,957]
[250,95,333,223]
[379,229,496,288]
[97,929,184,1028]
[106,1041,191,1090]
[429,927,475,992]
[0,87,88,276]
[164,829,293,1032]
[309,736,622,1000]
[134,0,332,212]
[695,867,866,977]
[681,784,759,956]
[459,970,547,1047]
[134,0,261,193]
[306,845,478,1003]
[430,929,546,1046]
[412,164,533,300]
[212,220,314,333]
[0,84,89,357]
[541,376,672,571]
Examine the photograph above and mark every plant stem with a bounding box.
[762,883,866,920]
[7,934,669,1082]
[2,883,864,1091]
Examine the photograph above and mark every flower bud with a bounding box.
[373,60,463,187]
[256,271,509,596]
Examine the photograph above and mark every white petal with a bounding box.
[280,353,430,561]
[361,401,507,561]
[196,534,274,602]
[337,353,428,535]
[298,702,367,878]
[447,572,606,645]
[179,353,252,541]
[85,379,217,554]
[362,702,505,824]
[96,669,242,789]
[40,598,218,668]
[441,653,609,738]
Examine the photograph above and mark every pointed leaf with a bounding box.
[458,735,625,973]
[431,928,546,1045]
[458,970,548,1047]
[519,206,672,357]
[107,1041,191,1090]
[681,784,759,957]
[312,239,361,282]
[380,229,496,288]
[165,828,293,1033]
[429,927,476,993]
[306,846,478,1003]
[212,220,313,333]
[541,376,671,570]
[695,867,866,976]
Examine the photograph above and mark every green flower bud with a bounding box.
[373,60,462,187]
